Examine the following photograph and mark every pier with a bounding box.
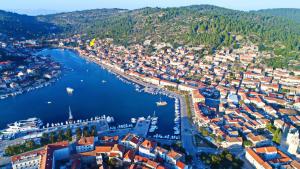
[132,118,151,137]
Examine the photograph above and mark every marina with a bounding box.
[0,49,177,137]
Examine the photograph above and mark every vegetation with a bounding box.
[272,128,282,145]
[0,10,58,39]
[0,5,299,68]
[199,150,244,169]
[4,140,40,156]
[255,8,300,23]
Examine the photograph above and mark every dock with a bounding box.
[132,118,150,137]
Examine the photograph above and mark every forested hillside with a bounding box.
[255,8,300,23]
[37,5,300,52]
[0,5,299,69]
[0,10,59,38]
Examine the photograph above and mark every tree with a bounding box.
[76,127,82,140]
[49,132,56,143]
[90,125,97,136]
[25,140,35,149]
[57,130,64,142]
[83,126,90,137]
[41,133,49,145]
[273,129,282,144]
[65,128,72,141]
[243,140,253,147]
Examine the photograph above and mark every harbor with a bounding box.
[0,49,178,138]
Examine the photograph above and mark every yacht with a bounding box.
[156,97,167,106]
[131,118,137,123]
[66,87,74,95]
[2,118,43,134]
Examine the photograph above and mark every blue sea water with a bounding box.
[0,49,175,135]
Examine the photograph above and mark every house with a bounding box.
[121,133,142,149]
[11,149,45,169]
[274,119,285,130]
[124,150,136,163]
[40,141,70,169]
[155,146,168,160]
[192,90,205,103]
[222,136,243,149]
[76,137,96,153]
[166,150,183,165]
[246,147,293,169]
[176,161,189,169]
[111,144,125,158]
[246,133,270,146]
[138,140,157,159]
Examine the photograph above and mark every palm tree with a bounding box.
[49,132,56,143]
[57,130,64,142]
[76,127,82,140]
[90,125,97,136]
[41,133,49,145]
[83,126,90,137]
[65,128,72,141]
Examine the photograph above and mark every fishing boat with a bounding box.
[156,97,167,106]
[66,87,74,95]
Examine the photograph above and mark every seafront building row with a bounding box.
[11,134,189,169]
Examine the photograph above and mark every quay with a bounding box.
[131,118,151,137]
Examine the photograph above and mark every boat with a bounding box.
[2,118,43,134]
[131,118,137,123]
[47,101,52,104]
[101,80,107,83]
[156,97,167,106]
[66,87,74,95]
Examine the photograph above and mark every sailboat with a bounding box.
[156,97,167,106]
[68,106,74,123]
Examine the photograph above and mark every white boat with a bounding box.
[149,126,158,132]
[101,80,107,83]
[131,118,137,123]
[151,120,157,125]
[66,87,74,95]
[47,101,52,104]
[2,118,43,134]
[156,97,167,106]
[106,116,113,123]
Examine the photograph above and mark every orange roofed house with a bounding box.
[245,146,296,169]
[76,136,97,153]
[138,139,157,159]
[11,141,70,169]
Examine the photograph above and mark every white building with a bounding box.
[287,130,300,157]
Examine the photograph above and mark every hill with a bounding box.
[37,5,300,51]
[255,8,300,23]
[0,10,59,39]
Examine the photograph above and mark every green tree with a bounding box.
[49,132,56,143]
[41,133,49,145]
[90,125,97,137]
[57,130,64,142]
[83,126,90,137]
[76,127,82,139]
[65,128,72,141]
[25,140,35,149]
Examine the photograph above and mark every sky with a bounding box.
[1,0,300,15]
